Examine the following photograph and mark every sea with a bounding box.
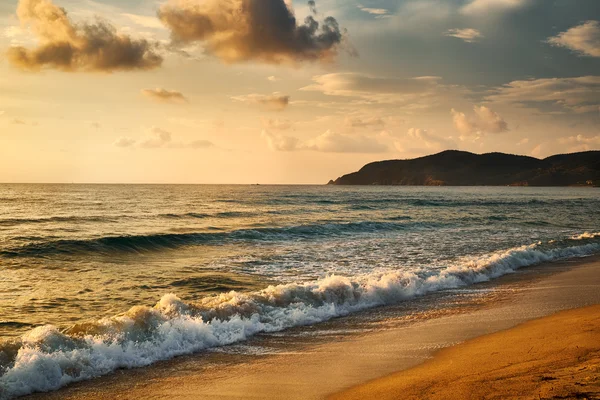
[0,184,599,398]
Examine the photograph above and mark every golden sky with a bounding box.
[0,0,599,183]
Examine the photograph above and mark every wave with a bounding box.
[333,197,597,208]
[0,221,439,258]
[159,212,210,219]
[159,211,255,220]
[0,234,599,399]
[0,216,115,226]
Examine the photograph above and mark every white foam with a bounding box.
[1,238,599,399]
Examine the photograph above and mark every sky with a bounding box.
[0,0,599,184]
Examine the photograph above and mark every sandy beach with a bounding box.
[23,257,600,400]
[331,305,600,400]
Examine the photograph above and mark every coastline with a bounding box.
[23,256,600,400]
[331,305,600,400]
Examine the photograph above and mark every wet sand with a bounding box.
[25,257,600,400]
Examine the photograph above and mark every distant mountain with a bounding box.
[328,150,600,186]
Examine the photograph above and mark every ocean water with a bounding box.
[0,184,599,398]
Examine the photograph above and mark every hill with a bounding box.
[328,150,600,186]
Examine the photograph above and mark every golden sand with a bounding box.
[331,305,600,400]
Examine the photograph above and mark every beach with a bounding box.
[23,256,600,400]
[332,305,600,400]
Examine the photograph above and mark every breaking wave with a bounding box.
[1,221,441,258]
[0,234,598,399]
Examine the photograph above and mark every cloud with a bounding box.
[344,116,385,128]
[532,134,600,158]
[121,13,165,29]
[302,73,447,104]
[3,26,24,39]
[444,28,483,43]
[6,0,163,72]
[486,76,600,114]
[306,131,388,153]
[461,0,527,15]
[267,76,281,82]
[142,88,188,104]
[114,127,214,149]
[451,105,508,138]
[406,128,454,148]
[262,118,293,130]
[139,127,173,148]
[158,0,346,64]
[394,128,456,154]
[114,137,136,148]
[186,139,216,149]
[232,93,290,111]
[358,6,390,18]
[261,130,302,151]
[558,134,600,152]
[262,130,387,153]
[547,21,600,58]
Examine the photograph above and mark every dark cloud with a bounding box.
[142,88,189,103]
[6,0,163,72]
[232,93,290,111]
[158,0,345,64]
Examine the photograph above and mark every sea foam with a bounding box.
[0,235,599,399]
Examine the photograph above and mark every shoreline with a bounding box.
[331,305,600,400]
[22,256,600,400]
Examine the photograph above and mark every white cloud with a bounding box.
[486,76,600,114]
[301,73,449,105]
[461,0,527,15]
[394,128,456,155]
[451,105,508,139]
[121,13,165,29]
[444,28,483,43]
[2,26,24,38]
[262,130,388,153]
[547,21,600,58]
[261,131,302,152]
[358,5,390,18]
[267,76,281,82]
